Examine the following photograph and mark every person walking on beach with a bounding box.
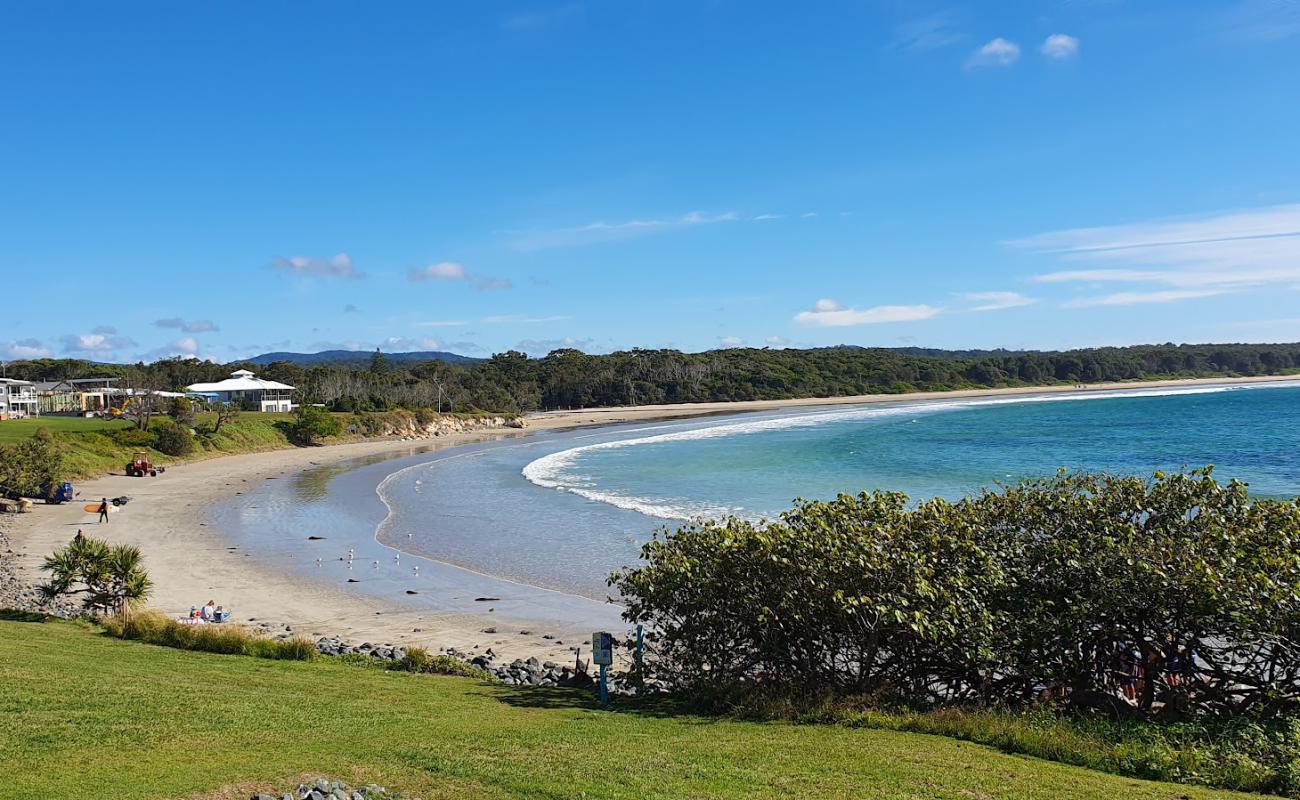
[97,498,110,524]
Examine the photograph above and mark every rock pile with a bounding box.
[0,519,78,617]
[448,647,596,689]
[252,777,412,800]
[314,636,407,661]
[313,636,597,689]
[385,415,525,440]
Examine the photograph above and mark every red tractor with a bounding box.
[125,451,163,477]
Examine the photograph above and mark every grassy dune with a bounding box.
[1,411,433,481]
[0,618,1270,800]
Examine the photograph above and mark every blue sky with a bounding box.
[2,0,1299,363]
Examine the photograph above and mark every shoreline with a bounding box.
[7,373,1299,661]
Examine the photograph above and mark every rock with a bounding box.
[482,627,497,634]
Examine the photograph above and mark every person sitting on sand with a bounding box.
[200,600,216,621]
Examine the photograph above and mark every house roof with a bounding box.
[0,378,34,387]
[185,370,294,393]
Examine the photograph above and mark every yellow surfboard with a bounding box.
[83,503,116,514]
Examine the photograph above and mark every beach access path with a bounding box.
[6,373,1297,661]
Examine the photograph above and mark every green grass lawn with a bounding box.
[0,415,135,442]
[0,619,1269,800]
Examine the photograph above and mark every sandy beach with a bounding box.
[7,373,1299,661]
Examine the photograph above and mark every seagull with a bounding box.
[373,560,379,568]
[413,566,420,575]
[394,554,401,562]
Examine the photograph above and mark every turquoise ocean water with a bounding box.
[222,383,1300,607]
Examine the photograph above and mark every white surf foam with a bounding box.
[521,383,1278,520]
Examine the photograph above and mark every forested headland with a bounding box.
[8,341,1300,414]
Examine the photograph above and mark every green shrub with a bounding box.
[0,435,65,499]
[150,421,194,456]
[355,412,386,436]
[102,610,314,661]
[613,468,1300,718]
[166,396,196,427]
[413,407,437,426]
[291,405,343,444]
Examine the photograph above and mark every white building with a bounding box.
[185,369,295,413]
[0,378,39,420]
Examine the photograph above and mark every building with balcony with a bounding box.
[0,378,39,420]
[185,369,295,412]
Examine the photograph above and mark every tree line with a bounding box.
[7,341,1300,414]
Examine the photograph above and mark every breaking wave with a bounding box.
[521,384,1259,520]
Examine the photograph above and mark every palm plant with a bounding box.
[42,535,153,617]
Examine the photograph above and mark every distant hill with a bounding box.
[245,349,483,366]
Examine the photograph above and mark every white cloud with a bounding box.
[516,337,598,357]
[508,210,742,251]
[1063,289,1230,308]
[272,252,359,278]
[139,337,203,361]
[155,317,219,333]
[310,340,368,352]
[1041,33,1080,59]
[409,261,467,281]
[962,291,1037,311]
[408,262,511,291]
[765,336,790,348]
[753,213,783,221]
[967,37,1021,68]
[382,336,445,351]
[890,12,966,51]
[718,336,745,348]
[414,320,467,328]
[795,299,941,327]
[800,212,818,218]
[481,314,571,324]
[91,324,117,335]
[473,277,512,291]
[2,338,51,359]
[1015,204,1300,290]
[60,332,138,354]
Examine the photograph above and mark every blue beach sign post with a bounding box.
[592,631,613,706]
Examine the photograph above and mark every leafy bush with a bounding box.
[291,405,343,444]
[166,396,196,427]
[112,428,157,448]
[102,609,315,660]
[150,420,194,456]
[613,468,1300,718]
[0,434,64,499]
[354,412,386,436]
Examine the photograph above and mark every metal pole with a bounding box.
[635,624,644,677]
[599,663,609,706]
